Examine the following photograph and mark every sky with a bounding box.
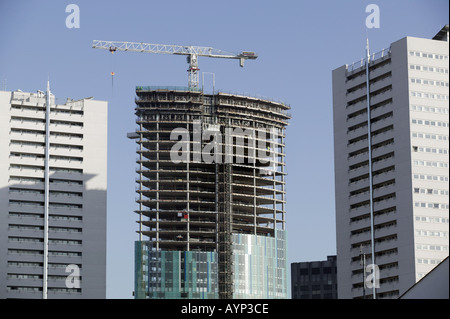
[0,0,448,299]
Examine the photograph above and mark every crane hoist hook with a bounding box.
[109,47,116,94]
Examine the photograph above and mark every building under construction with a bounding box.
[130,86,290,299]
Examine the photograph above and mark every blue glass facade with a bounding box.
[135,242,218,299]
[135,230,287,299]
[232,230,288,298]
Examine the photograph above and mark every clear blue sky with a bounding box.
[0,0,448,299]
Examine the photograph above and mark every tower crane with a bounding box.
[92,40,258,89]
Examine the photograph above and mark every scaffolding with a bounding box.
[218,162,233,298]
[132,86,290,298]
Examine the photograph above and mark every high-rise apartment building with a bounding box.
[0,84,107,298]
[130,86,290,299]
[332,25,449,299]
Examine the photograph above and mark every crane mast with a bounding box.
[92,40,257,88]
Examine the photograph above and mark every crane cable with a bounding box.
[111,71,114,94]
[109,46,117,96]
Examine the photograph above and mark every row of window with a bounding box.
[414,202,449,209]
[296,284,336,292]
[10,140,83,151]
[413,174,448,182]
[417,272,430,279]
[410,91,449,100]
[347,100,392,122]
[348,113,393,135]
[409,50,449,60]
[9,176,83,186]
[415,215,449,223]
[8,225,40,231]
[346,85,392,107]
[9,188,42,195]
[378,290,400,299]
[9,188,83,197]
[411,118,449,128]
[349,179,395,198]
[415,230,448,237]
[11,128,83,139]
[416,244,448,251]
[350,154,395,175]
[410,78,449,87]
[8,249,81,257]
[10,116,84,128]
[416,258,446,265]
[413,146,448,155]
[350,193,396,210]
[410,104,449,114]
[413,159,448,169]
[412,132,449,141]
[10,152,83,162]
[348,140,394,159]
[414,187,449,195]
[8,274,77,280]
[8,274,41,280]
[409,63,449,74]
[11,104,84,115]
[9,212,82,221]
[9,224,82,233]
[10,164,83,174]
[11,116,45,125]
[52,119,83,127]
[349,166,395,185]
[6,286,81,293]
[346,72,392,94]
[8,237,82,245]
[7,261,82,268]
[9,200,82,210]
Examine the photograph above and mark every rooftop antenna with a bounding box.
[43,79,51,299]
[360,245,367,299]
[365,34,376,300]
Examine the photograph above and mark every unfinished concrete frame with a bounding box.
[132,87,290,298]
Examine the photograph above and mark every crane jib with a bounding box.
[92,40,258,88]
